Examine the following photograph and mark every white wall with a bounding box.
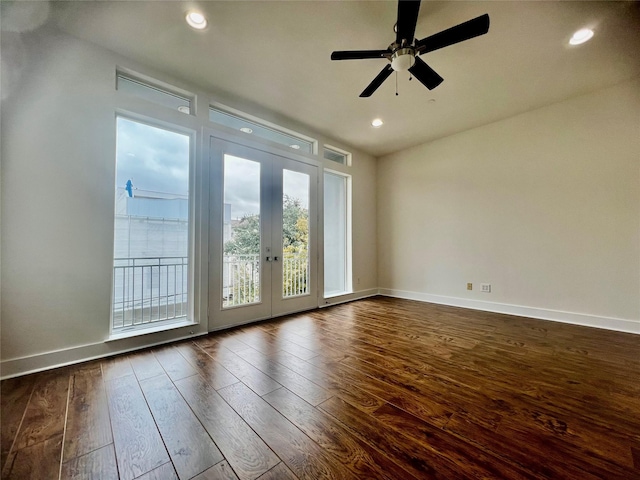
[378,78,640,333]
[0,26,377,377]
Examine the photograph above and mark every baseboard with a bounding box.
[378,288,640,335]
[4,287,636,379]
[0,290,379,379]
[320,288,379,308]
[0,328,207,380]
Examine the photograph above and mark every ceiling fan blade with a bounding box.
[396,0,421,45]
[331,50,390,60]
[360,65,393,97]
[408,57,443,90]
[415,13,490,54]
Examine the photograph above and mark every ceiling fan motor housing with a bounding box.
[391,47,416,72]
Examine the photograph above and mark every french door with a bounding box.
[208,137,318,329]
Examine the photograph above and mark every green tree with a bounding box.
[224,214,260,255]
[224,195,308,255]
[282,195,308,251]
[224,195,309,300]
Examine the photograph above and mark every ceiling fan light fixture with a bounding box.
[391,48,415,72]
[371,118,384,128]
[569,28,594,45]
[186,11,207,30]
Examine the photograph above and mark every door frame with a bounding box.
[206,129,321,331]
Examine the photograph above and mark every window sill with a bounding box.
[324,291,352,299]
[107,318,197,342]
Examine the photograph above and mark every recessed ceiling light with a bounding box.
[569,28,594,45]
[177,105,190,114]
[290,144,301,150]
[240,127,253,134]
[186,11,207,30]
[371,118,384,128]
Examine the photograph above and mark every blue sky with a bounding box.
[116,117,189,197]
[116,117,309,217]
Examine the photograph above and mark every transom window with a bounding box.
[209,105,315,154]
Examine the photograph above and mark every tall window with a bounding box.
[324,172,351,296]
[112,117,191,332]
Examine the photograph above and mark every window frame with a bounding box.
[110,110,199,339]
[323,144,352,167]
[116,68,196,115]
[209,102,318,156]
[322,169,353,298]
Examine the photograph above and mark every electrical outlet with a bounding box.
[467,283,473,291]
[481,283,491,293]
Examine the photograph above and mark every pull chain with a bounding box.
[395,71,398,96]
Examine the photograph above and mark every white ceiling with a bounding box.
[17,1,640,156]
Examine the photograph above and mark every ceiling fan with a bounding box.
[331,0,490,97]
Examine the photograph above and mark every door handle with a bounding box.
[274,256,279,261]
[266,256,272,262]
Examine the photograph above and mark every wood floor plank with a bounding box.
[12,369,69,451]
[63,364,112,461]
[369,401,537,479]
[139,374,223,480]
[136,462,179,480]
[105,374,169,480]
[61,443,118,479]
[216,334,255,353]
[153,346,198,382]
[310,355,455,427]
[203,346,282,396]
[234,347,332,406]
[218,382,358,480]
[256,462,297,480]
[101,356,134,381]
[0,374,35,470]
[193,461,241,480]
[1,434,63,480]
[230,329,283,355]
[264,387,418,480]
[175,374,279,480]
[129,351,166,381]
[266,350,386,413]
[445,411,626,480]
[319,395,497,480]
[174,342,239,390]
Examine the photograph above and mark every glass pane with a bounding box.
[324,148,346,165]
[223,155,261,307]
[324,172,348,296]
[113,117,190,331]
[209,107,314,153]
[117,75,192,114]
[282,170,310,298]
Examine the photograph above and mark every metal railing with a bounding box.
[223,254,261,308]
[221,252,309,306]
[112,256,188,330]
[282,252,309,298]
[113,252,310,329]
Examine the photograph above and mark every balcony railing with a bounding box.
[113,253,309,330]
[223,254,261,308]
[282,252,309,298]
[112,256,188,331]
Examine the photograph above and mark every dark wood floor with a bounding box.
[2,297,639,479]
